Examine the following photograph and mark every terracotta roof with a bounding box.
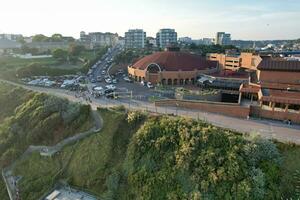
[131,51,217,71]
[257,59,300,72]
[261,89,300,105]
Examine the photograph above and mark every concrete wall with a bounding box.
[155,99,250,118]
[250,106,300,124]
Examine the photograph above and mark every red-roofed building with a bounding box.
[128,47,218,84]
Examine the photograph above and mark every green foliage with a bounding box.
[186,44,239,56]
[5,105,300,200]
[32,34,49,42]
[0,85,92,168]
[0,84,34,122]
[124,116,281,199]
[114,49,150,65]
[127,111,145,126]
[16,62,81,77]
[52,48,68,62]
[68,44,85,57]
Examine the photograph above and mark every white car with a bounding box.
[105,84,116,90]
[105,78,112,84]
[147,82,154,88]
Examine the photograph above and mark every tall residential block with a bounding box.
[156,28,177,49]
[215,32,231,45]
[125,29,146,49]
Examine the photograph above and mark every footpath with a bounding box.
[2,109,103,200]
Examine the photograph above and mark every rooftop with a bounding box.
[44,187,97,200]
[257,59,300,72]
[131,50,217,71]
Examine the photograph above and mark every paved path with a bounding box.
[1,79,300,145]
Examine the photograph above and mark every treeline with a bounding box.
[185,44,239,56]
[114,49,153,65]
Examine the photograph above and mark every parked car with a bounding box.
[104,88,114,94]
[124,77,133,83]
[97,76,102,82]
[112,79,118,84]
[106,93,118,99]
[141,81,147,86]
[105,84,116,90]
[147,82,154,88]
[105,78,112,84]
[91,79,96,83]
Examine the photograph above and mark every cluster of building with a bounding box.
[128,45,300,123]
[124,28,178,49]
[79,31,119,49]
[123,29,230,49]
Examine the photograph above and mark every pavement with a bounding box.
[1,79,300,145]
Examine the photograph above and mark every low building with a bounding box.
[239,58,300,123]
[0,38,21,49]
[128,47,218,85]
[207,52,262,71]
[80,31,119,48]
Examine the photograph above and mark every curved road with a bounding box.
[1,79,300,145]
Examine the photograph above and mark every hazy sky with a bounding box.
[0,0,299,40]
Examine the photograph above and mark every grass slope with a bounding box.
[13,108,144,200]
[0,84,94,199]
[10,110,300,200]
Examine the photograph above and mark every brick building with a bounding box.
[239,58,300,123]
[207,52,262,71]
[128,47,218,85]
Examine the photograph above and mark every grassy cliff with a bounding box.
[0,84,93,199]
[11,108,300,200]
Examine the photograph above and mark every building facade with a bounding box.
[0,34,23,41]
[128,47,218,85]
[125,29,146,49]
[215,32,231,45]
[156,29,177,49]
[207,52,262,71]
[239,58,300,123]
[80,31,119,48]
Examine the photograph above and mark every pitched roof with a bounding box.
[132,51,217,71]
[257,59,300,72]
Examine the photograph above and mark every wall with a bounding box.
[250,106,300,124]
[155,99,250,118]
[258,70,300,85]
[128,66,219,84]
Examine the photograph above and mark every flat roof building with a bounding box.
[156,28,177,49]
[215,32,231,45]
[125,29,146,49]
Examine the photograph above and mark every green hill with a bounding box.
[10,108,300,200]
[0,84,93,199]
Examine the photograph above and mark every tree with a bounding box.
[32,34,49,42]
[52,48,68,61]
[68,44,85,56]
[51,33,63,42]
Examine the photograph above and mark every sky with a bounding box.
[0,0,299,40]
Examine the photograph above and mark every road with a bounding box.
[1,79,300,145]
